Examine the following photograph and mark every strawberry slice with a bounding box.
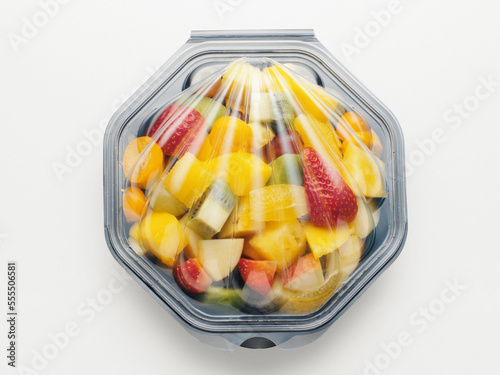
[147,104,206,156]
[173,259,212,294]
[303,147,358,227]
[238,258,277,296]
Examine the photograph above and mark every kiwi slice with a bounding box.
[187,179,235,239]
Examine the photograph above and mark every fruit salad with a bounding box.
[120,59,386,315]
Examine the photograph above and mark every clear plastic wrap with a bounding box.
[103,30,407,349]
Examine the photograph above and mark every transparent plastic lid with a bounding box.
[103,30,407,349]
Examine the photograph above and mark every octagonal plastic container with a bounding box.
[103,29,407,349]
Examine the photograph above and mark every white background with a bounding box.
[1,0,500,374]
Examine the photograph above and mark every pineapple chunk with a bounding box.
[302,222,351,259]
[274,65,343,123]
[249,185,308,222]
[294,114,342,158]
[219,195,263,238]
[342,143,385,198]
[163,152,213,207]
[205,152,271,196]
[248,219,307,273]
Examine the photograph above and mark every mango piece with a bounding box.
[209,116,253,156]
[337,112,373,149]
[140,211,188,267]
[122,137,164,189]
[123,186,147,222]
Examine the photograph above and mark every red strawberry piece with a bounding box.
[147,104,206,156]
[303,147,358,227]
[238,259,277,296]
[173,259,212,294]
[268,130,304,158]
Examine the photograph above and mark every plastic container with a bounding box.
[103,30,407,349]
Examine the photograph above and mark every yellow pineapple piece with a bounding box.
[342,143,385,198]
[249,185,308,222]
[219,195,263,238]
[274,65,344,123]
[261,66,287,93]
[163,152,213,207]
[302,222,351,259]
[248,219,307,273]
[205,152,271,196]
[293,114,341,157]
[139,211,188,267]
